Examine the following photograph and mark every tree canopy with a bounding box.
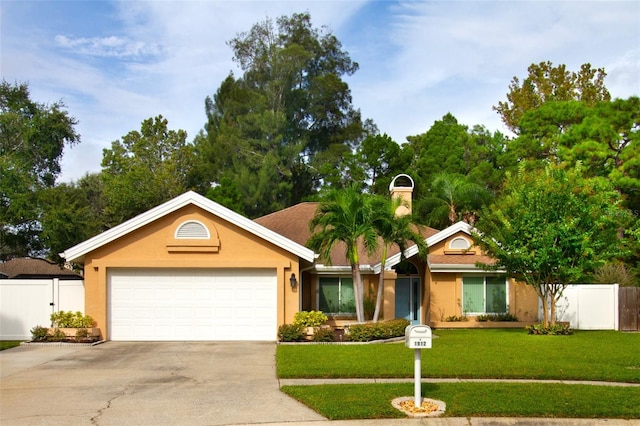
[5,19,638,293]
[195,12,368,218]
[494,61,611,134]
[0,81,80,259]
[101,115,196,226]
[472,165,635,326]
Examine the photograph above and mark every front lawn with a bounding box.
[277,329,640,383]
[0,341,22,351]
[281,382,640,420]
[278,329,640,420]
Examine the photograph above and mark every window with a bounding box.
[462,276,507,314]
[318,277,355,314]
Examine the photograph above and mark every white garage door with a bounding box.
[108,269,277,341]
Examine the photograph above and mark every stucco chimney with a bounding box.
[389,174,414,217]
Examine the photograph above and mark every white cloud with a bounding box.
[1,0,637,181]
[54,34,162,58]
[349,0,640,142]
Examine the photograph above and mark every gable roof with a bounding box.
[0,258,83,279]
[62,191,316,264]
[255,203,439,271]
[385,221,473,270]
[254,202,318,248]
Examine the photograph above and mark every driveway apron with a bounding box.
[0,342,325,425]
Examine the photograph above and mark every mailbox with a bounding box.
[404,325,432,349]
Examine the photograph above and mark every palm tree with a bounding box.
[307,184,380,323]
[422,172,493,227]
[371,196,428,322]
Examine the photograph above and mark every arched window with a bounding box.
[175,220,210,239]
[449,237,470,250]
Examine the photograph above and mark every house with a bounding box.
[61,176,538,341]
[255,175,538,328]
[0,257,83,280]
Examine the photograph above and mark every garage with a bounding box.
[108,268,277,341]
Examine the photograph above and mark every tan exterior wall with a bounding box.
[429,272,460,322]
[382,270,397,321]
[509,280,539,321]
[82,205,300,339]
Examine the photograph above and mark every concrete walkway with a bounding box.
[280,377,640,387]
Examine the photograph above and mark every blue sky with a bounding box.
[2,0,639,182]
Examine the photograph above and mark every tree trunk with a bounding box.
[372,245,388,323]
[549,296,556,326]
[372,271,384,323]
[351,262,364,323]
[539,294,549,328]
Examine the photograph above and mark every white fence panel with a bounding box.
[0,279,84,340]
[553,284,619,330]
[56,280,85,312]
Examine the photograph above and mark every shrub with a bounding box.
[50,311,94,328]
[445,315,468,322]
[30,325,49,341]
[363,296,376,321]
[384,318,411,336]
[49,328,67,342]
[345,318,410,342]
[592,262,637,287]
[312,327,335,342]
[477,313,519,322]
[278,324,306,342]
[526,323,573,335]
[75,328,89,342]
[293,311,327,327]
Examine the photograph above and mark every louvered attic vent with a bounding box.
[444,236,475,255]
[168,220,219,253]
[175,221,210,239]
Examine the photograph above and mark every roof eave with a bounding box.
[313,264,376,274]
[62,191,315,264]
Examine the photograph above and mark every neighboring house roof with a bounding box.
[62,191,316,264]
[0,258,83,279]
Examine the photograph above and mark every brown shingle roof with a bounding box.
[0,258,82,279]
[254,202,318,247]
[254,203,439,267]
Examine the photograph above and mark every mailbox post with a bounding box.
[404,325,432,407]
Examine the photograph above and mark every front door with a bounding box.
[395,277,421,324]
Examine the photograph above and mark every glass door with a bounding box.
[395,276,421,324]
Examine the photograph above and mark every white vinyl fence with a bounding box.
[0,279,84,340]
[540,284,619,330]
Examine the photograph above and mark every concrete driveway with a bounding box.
[0,342,325,425]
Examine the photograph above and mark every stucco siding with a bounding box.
[429,272,460,321]
[83,205,300,339]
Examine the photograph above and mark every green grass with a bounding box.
[277,329,640,383]
[0,341,22,351]
[281,382,640,420]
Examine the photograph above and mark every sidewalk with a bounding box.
[280,377,640,387]
[282,420,638,425]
